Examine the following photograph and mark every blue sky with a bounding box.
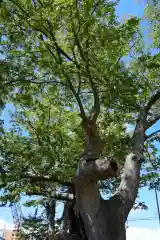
[0,0,160,234]
[117,0,160,229]
[116,0,146,18]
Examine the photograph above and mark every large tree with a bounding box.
[0,1,160,240]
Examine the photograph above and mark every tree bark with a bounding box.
[55,91,160,240]
[55,145,142,240]
[72,118,144,239]
[46,199,56,240]
[75,163,123,240]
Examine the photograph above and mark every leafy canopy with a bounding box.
[0,0,159,215]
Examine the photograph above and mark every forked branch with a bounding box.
[144,90,160,116]
[135,90,160,130]
[71,18,100,121]
[43,20,86,118]
[115,91,160,218]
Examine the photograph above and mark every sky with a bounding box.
[0,0,160,239]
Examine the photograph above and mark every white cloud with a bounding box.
[127,227,160,240]
[0,219,14,230]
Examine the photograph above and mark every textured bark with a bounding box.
[56,150,141,240]
[60,187,87,239]
[55,91,160,240]
[72,118,144,240]
[55,232,80,240]
[46,199,56,240]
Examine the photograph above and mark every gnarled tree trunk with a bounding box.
[74,153,141,240]
[56,91,160,240]
[46,199,56,240]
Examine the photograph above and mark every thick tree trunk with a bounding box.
[46,199,56,240]
[73,153,141,240]
[72,119,143,240]
[55,91,160,240]
[82,199,126,240]
[56,152,141,240]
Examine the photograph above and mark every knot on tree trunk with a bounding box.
[75,157,118,187]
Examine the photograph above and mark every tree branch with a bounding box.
[75,157,117,189]
[37,0,43,7]
[22,174,72,187]
[114,91,160,218]
[114,153,141,219]
[20,104,43,146]
[1,168,72,191]
[144,90,160,115]
[10,0,30,18]
[46,20,73,63]
[64,73,86,118]
[47,42,86,118]
[8,2,86,119]
[86,64,100,121]
[71,46,82,96]
[6,79,68,86]
[54,192,74,201]
[1,169,72,187]
[26,190,74,201]
[38,21,86,118]
[145,114,160,129]
[91,0,102,15]
[71,18,100,121]
[145,129,160,140]
[132,90,160,150]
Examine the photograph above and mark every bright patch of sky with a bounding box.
[126,227,160,240]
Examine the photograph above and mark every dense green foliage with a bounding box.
[0,0,159,236]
